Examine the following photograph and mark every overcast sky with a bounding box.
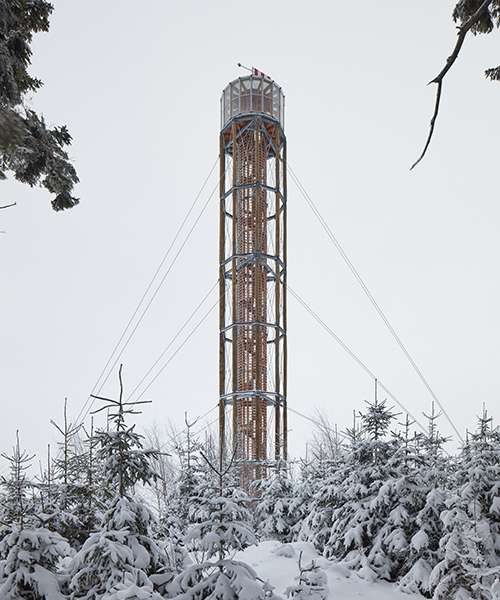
[1,0,500,468]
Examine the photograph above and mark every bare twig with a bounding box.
[200,444,237,479]
[0,203,16,209]
[412,0,493,169]
[90,395,151,413]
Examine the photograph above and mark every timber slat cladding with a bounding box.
[236,127,268,467]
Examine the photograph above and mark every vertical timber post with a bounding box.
[283,137,288,462]
[231,121,238,454]
[274,123,281,466]
[219,132,226,461]
[254,120,262,480]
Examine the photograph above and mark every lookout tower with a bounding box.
[218,71,287,483]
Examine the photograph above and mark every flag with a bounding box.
[253,68,272,80]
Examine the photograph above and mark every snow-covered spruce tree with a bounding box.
[298,411,357,551]
[164,418,205,536]
[68,366,173,600]
[298,457,345,554]
[398,485,449,597]
[429,503,498,600]
[159,417,207,575]
[37,401,101,551]
[288,462,315,543]
[428,409,500,599]
[0,432,70,599]
[315,398,425,581]
[419,403,452,488]
[356,415,431,582]
[166,449,282,600]
[398,405,451,596]
[253,470,299,543]
[298,407,363,554]
[285,551,329,600]
[456,409,500,569]
[295,411,349,548]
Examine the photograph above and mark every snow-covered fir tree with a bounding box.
[398,406,451,596]
[302,397,432,582]
[162,419,205,546]
[285,551,329,600]
[287,465,315,543]
[419,403,452,487]
[36,402,102,551]
[298,411,359,553]
[68,367,173,600]
[0,432,71,599]
[253,470,298,543]
[324,398,403,579]
[166,449,281,600]
[455,409,500,568]
[429,409,500,599]
[429,503,497,600]
[155,418,209,578]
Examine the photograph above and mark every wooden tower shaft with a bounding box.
[219,74,287,484]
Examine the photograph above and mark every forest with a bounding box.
[1,391,499,599]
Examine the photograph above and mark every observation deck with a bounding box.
[221,75,285,129]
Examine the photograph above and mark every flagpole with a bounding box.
[237,63,253,73]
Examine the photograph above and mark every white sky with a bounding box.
[1,1,499,468]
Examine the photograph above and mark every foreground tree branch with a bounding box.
[411,0,494,169]
[0,1,79,209]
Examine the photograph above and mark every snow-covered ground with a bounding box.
[237,541,421,600]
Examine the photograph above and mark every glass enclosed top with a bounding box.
[221,75,284,129]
